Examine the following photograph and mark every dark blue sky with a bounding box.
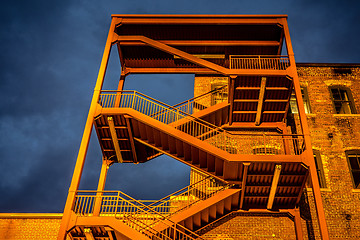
[0,0,359,213]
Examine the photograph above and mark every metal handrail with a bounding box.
[74,186,208,240]
[171,85,228,114]
[229,55,290,70]
[99,90,306,155]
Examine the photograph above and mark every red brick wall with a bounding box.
[297,65,360,239]
[193,65,360,239]
[0,214,63,240]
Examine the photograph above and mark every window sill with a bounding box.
[333,114,360,117]
[306,188,331,192]
[352,189,360,193]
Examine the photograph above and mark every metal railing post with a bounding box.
[263,133,267,155]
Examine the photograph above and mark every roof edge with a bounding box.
[0,213,63,219]
[297,63,360,68]
[111,14,288,19]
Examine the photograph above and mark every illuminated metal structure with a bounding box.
[58,15,329,239]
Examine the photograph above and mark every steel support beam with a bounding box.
[124,116,138,163]
[116,35,290,76]
[93,158,110,216]
[84,228,95,240]
[282,18,329,239]
[107,116,123,163]
[57,18,117,240]
[239,163,250,209]
[291,208,304,240]
[267,164,282,209]
[228,76,235,125]
[255,77,267,125]
[119,40,280,47]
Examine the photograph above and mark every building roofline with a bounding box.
[111,14,288,19]
[297,63,360,68]
[0,213,63,219]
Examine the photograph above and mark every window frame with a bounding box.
[211,82,228,106]
[329,86,356,114]
[345,150,360,189]
[313,150,327,188]
[290,86,311,114]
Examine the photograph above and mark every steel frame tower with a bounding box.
[58,15,329,239]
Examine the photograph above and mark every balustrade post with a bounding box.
[132,92,136,109]
[258,55,261,69]
[263,133,267,154]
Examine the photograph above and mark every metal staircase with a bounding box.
[57,15,331,240]
[70,172,236,239]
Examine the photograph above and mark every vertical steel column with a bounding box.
[114,72,126,107]
[57,18,117,240]
[291,208,304,240]
[282,19,329,240]
[93,158,110,216]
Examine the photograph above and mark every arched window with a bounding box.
[329,87,356,114]
[345,150,360,189]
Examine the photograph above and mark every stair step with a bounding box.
[216,200,225,216]
[185,217,193,231]
[138,122,148,140]
[183,143,191,161]
[191,146,199,165]
[199,150,207,168]
[224,196,232,212]
[168,136,176,154]
[215,158,224,176]
[131,119,140,138]
[201,208,209,225]
[209,205,217,219]
[193,212,201,228]
[160,132,169,151]
[153,128,161,147]
[207,154,215,172]
[175,139,184,157]
[145,125,154,144]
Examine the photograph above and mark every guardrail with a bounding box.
[99,90,305,155]
[73,176,226,240]
[172,85,228,115]
[73,176,229,217]
[230,55,290,70]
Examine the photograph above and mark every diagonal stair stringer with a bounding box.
[153,188,241,233]
[76,216,151,240]
[97,107,242,181]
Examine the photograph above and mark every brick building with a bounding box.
[192,63,360,239]
[1,15,359,240]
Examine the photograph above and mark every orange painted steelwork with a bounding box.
[58,15,329,240]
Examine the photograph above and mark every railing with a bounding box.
[206,133,305,155]
[99,90,238,152]
[172,85,228,115]
[73,176,229,218]
[73,179,224,240]
[142,176,230,219]
[99,90,305,155]
[74,190,203,240]
[229,55,290,70]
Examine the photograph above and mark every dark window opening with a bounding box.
[290,87,311,114]
[313,150,326,188]
[330,87,356,114]
[333,68,352,75]
[253,147,280,155]
[346,150,360,189]
[211,82,228,106]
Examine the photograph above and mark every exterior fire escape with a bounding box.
[58,15,330,240]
